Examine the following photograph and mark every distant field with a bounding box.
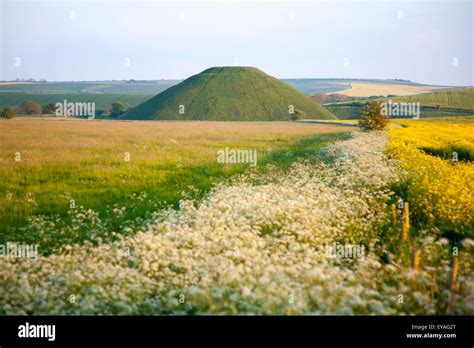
[391,87,474,109]
[1,79,352,95]
[0,79,465,117]
[282,79,351,94]
[0,82,33,85]
[0,79,353,112]
[326,103,474,120]
[0,92,153,111]
[0,78,453,96]
[325,88,474,119]
[0,81,180,94]
[0,118,353,252]
[331,82,448,97]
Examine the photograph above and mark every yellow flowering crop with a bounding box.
[387,119,474,236]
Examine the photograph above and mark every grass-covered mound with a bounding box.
[121,67,336,121]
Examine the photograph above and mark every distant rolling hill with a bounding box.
[0,78,454,96]
[0,93,152,112]
[0,81,180,94]
[390,87,474,109]
[0,79,423,95]
[324,88,474,119]
[121,67,335,121]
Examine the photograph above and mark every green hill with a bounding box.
[121,67,336,121]
[0,92,152,112]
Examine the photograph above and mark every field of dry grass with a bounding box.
[0,118,353,165]
[332,82,447,97]
[0,82,33,85]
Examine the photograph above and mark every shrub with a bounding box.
[291,109,307,121]
[42,103,57,115]
[358,101,388,131]
[0,106,16,119]
[18,100,42,115]
[110,101,127,117]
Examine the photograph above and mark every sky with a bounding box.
[0,0,472,86]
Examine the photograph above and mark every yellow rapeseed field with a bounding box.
[387,118,474,236]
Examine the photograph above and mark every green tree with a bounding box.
[18,100,42,115]
[358,101,388,131]
[110,101,127,117]
[0,106,16,119]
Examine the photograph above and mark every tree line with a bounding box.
[0,101,130,119]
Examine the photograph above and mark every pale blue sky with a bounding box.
[1,0,472,85]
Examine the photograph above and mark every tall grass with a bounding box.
[0,118,352,251]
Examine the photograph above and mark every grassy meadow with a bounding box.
[1,116,473,315]
[0,116,473,315]
[0,117,352,253]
